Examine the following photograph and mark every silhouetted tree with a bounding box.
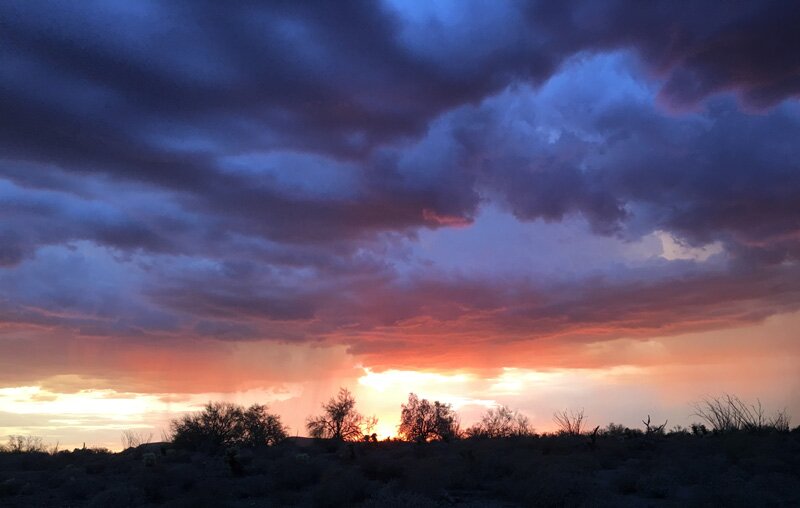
[306,387,377,441]
[241,404,288,446]
[4,435,46,453]
[398,393,460,442]
[170,401,287,451]
[467,405,533,438]
[553,408,586,436]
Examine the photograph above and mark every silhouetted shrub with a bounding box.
[140,470,167,503]
[311,466,371,507]
[63,473,99,501]
[170,401,287,452]
[770,409,792,432]
[553,408,587,436]
[502,466,594,507]
[84,459,107,474]
[359,454,406,482]
[398,393,460,442]
[120,430,152,450]
[642,415,668,435]
[614,468,639,495]
[668,424,691,435]
[272,455,322,490]
[636,472,672,499]
[142,452,157,467]
[306,387,377,441]
[362,488,438,508]
[87,486,144,508]
[603,422,628,437]
[224,447,254,476]
[692,394,791,433]
[467,405,534,438]
[4,435,47,453]
[0,478,25,497]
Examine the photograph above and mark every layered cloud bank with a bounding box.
[1,1,799,444]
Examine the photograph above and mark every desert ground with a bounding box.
[2,430,799,507]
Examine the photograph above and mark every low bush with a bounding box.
[692,395,791,433]
[272,454,323,490]
[311,466,372,507]
[3,436,47,454]
[467,405,534,438]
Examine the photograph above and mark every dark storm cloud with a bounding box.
[2,1,798,255]
[1,0,800,377]
[374,61,800,263]
[525,0,800,109]
[0,2,794,244]
[598,100,800,263]
[0,178,173,265]
[0,0,512,162]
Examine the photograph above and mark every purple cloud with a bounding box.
[0,1,799,386]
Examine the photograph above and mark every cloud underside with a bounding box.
[1,0,799,390]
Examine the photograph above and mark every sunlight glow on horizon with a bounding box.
[357,367,474,392]
[0,386,169,417]
[1,313,798,450]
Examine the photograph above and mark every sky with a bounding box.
[1,0,800,449]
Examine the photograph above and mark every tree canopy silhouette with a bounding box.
[170,402,287,451]
[398,393,460,443]
[306,387,377,441]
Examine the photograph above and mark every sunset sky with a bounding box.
[1,1,799,449]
